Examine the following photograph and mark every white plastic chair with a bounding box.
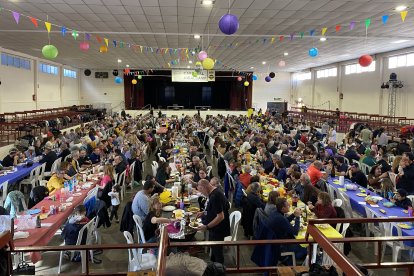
[364,206,382,254]
[19,167,38,192]
[0,181,8,206]
[116,170,126,201]
[58,218,96,274]
[407,195,414,204]
[332,198,343,208]
[343,157,350,166]
[381,223,413,270]
[336,191,353,218]
[37,163,46,182]
[159,157,166,163]
[44,157,62,177]
[206,166,213,178]
[129,161,136,187]
[327,185,337,200]
[133,215,147,245]
[123,231,157,272]
[224,211,242,262]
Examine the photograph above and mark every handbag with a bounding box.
[12,261,35,275]
[297,263,338,276]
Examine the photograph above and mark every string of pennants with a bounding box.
[2,5,411,55]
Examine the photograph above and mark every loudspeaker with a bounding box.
[84,69,91,76]
[390,73,397,81]
[113,69,118,76]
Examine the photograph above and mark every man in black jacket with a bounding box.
[347,162,368,188]
[40,142,58,172]
[397,156,414,195]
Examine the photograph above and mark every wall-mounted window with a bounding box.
[344,61,376,75]
[388,53,414,69]
[316,67,337,79]
[63,68,77,78]
[1,53,31,70]
[39,63,58,75]
[294,72,312,81]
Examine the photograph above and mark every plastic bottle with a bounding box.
[36,216,41,228]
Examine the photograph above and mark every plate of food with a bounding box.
[189,221,201,229]
[316,224,330,229]
[356,193,367,197]
[397,223,414,230]
[173,209,185,219]
[187,206,200,213]
[162,205,176,212]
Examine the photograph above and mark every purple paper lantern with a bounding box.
[218,14,239,35]
[198,51,208,61]
[265,76,271,82]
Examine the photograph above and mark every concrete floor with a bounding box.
[28,149,409,275]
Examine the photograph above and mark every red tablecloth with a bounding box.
[14,183,96,263]
[156,127,168,134]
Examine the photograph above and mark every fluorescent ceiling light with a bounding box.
[201,0,214,5]
[126,64,130,68]
[395,5,407,11]
[187,66,190,68]
[320,37,327,42]
[194,34,201,39]
[284,52,289,56]
[191,51,196,55]
[262,61,266,65]
[392,40,409,44]
[250,66,254,69]
[117,59,122,63]
[189,60,193,64]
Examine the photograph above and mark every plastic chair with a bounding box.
[58,218,96,274]
[327,185,337,200]
[123,231,157,272]
[343,157,350,166]
[116,170,126,201]
[407,195,414,204]
[44,157,62,177]
[129,161,136,187]
[133,215,146,245]
[37,163,46,182]
[159,157,166,163]
[206,166,213,178]
[0,181,8,206]
[19,167,37,192]
[332,198,343,208]
[364,206,382,254]
[151,161,158,177]
[224,211,242,262]
[336,192,353,218]
[381,223,413,270]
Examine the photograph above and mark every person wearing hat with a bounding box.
[25,146,36,160]
[347,162,368,188]
[39,141,58,172]
[391,189,413,210]
[2,148,21,167]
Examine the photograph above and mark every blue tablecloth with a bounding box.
[327,176,414,246]
[0,163,40,188]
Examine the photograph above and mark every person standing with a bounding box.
[197,179,230,264]
[108,185,121,223]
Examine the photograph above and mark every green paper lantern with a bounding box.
[42,44,58,59]
[138,75,142,79]
[192,71,198,77]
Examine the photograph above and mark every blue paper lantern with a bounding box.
[265,76,271,82]
[252,74,258,81]
[218,14,239,35]
[309,47,319,57]
[115,76,122,84]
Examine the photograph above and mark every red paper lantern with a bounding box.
[359,55,373,67]
[124,68,130,74]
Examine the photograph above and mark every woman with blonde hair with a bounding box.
[392,155,402,174]
[100,164,115,187]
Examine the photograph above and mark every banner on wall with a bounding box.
[171,69,215,82]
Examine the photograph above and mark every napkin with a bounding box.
[358,202,367,205]
[370,204,379,208]
[14,231,29,240]
[66,197,73,202]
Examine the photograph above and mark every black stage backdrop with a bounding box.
[124,70,253,110]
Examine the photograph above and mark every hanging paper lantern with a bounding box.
[195,61,202,66]
[252,75,258,81]
[115,76,122,84]
[265,76,271,82]
[138,75,142,80]
[244,81,250,87]
[309,47,319,57]
[202,58,215,70]
[278,60,286,67]
[99,45,108,53]
[359,55,373,67]
[124,68,131,74]
[131,79,137,85]
[218,14,239,35]
[198,51,208,61]
[237,76,243,81]
[192,71,198,77]
[42,45,58,59]
[269,72,276,78]
[79,41,89,51]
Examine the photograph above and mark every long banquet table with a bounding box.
[0,163,41,188]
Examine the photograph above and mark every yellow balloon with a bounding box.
[244,81,250,87]
[132,79,137,85]
[202,58,215,70]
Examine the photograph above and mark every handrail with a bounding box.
[141,104,152,110]
[157,226,168,276]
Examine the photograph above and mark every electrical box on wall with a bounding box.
[339,93,343,100]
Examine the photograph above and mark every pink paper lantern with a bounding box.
[278,60,286,67]
[237,76,243,81]
[79,41,90,51]
[198,51,208,61]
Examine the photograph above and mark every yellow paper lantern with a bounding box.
[132,79,137,85]
[202,58,215,70]
[99,45,108,53]
[244,81,250,87]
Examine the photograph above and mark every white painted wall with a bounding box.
[79,72,125,111]
[0,47,80,113]
[252,72,291,111]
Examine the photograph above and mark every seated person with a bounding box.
[78,149,92,167]
[302,183,319,206]
[89,147,101,164]
[47,161,70,193]
[307,192,337,219]
[239,165,252,189]
[334,156,348,176]
[361,149,377,167]
[347,162,368,188]
[40,142,58,172]
[307,161,328,186]
[367,165,388,191]
[58,143,71,161]
[132,180,155,221]
[155,162,175,187]
[67,150,81,177]
[25,146,37,160]
[391,189,413,210]
[2,148,21,167]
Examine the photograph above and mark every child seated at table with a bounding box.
[62,205,90,262]
[391,189,413,210]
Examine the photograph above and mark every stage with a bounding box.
[125,109,248,119]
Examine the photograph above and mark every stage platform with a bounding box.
[125,109,248,119]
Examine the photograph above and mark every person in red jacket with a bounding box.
[308,192,337,219]
[307,160,328,186]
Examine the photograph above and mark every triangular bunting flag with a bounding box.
[72,30,78,40]
[310,29,315,36]
[382,15,389,24]
[29,17,38,28]
[335,25,341,32]
[61,26,67,36]
[45,22,51,33]
[401,10,408,22]
[104,38,108,47]
[120,42,124,48]
[271,37,275,43]
[85,33,91,41]
[321,27,327,36]
[365,18,371,28]
[279,35,284,42]
[96,36,102,43]
[349,21,355,30]
[12,11,20,24]
[289,34,294,40]
[113,40,117,47]
[300,32,304,38]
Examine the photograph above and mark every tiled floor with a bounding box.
[28,149,409,275]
